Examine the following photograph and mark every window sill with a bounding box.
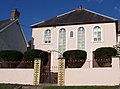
[42,43,52,45]
[92,40,104,43]
[69,37,74,39]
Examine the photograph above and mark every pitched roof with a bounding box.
[31,8,117,28]
[0,19,28,46]
[0,19,14,30]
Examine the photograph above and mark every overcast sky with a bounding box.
[1,0,120,41]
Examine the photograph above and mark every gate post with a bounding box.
[58,58,65,86]
[33,58,41,85]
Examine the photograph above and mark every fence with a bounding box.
[0,60,112,69]
[0,61,34,68]
[65,59,113,68]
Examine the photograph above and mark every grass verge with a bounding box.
[0,84,119,89]
[0,83,20,89]
[45,86,118,89]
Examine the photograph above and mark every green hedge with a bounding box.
[95,47,117,59]
[94,47,117,67]
[0,50,23,68]
[24,49,48,66]
[0,50,23,61]
[63,50,87,68]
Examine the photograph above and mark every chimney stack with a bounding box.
[11,8,20,20]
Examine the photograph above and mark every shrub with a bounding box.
[0,50,23,61]
[63,50,87,68]
[23,49,48,66]
[94,47,117,67]
[0,50,23,68]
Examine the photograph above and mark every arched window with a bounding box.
[93,26,101,42]
[70,31,73,37]
[58,28,66,57]
[78,27,85,50]
[44,29,51,43]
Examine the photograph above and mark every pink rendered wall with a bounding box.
[65,57,120,86]
[32,22,116,68]
[0,69,34,85]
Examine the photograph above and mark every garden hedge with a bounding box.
[63,50,87,68]
[0,50,23,61]
[0,50,23,67]
[24,49,48,66]
[94,47,117,67]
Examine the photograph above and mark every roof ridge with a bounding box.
[31,9,76,27]
[85,9,117,21]
[57,9,76,18]
[31,8,117,28]
[0,19,17,32]
[30,20,45,27]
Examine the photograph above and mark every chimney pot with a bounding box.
[11,8,20,20]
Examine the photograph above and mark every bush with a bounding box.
[24,49,48,66]
[0,50,23,61]
[63,50,87,68]
[0,50,23,68]
[94,47,117,67]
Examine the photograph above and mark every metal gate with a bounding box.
[33,57,65,86]
[40,66,58,84]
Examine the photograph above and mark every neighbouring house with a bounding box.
[0,9,28,53]
[117,23,120,43]
[31,7,118,69]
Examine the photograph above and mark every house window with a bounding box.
[93,26,101,42]
[58,28,66,57]
[44,29,51,43]
[70,31,73,37]
[78,27,85,50]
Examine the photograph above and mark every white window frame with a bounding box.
[44,29,51,44]
[58,28,66,57]
[70,31,74,38]
[77,27,85,50]
[92,26,103,43]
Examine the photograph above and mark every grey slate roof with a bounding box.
[31,8,117,28]
[0,19,14,30]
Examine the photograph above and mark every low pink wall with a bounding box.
[0,69,34,85]
[65,57,120,86]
